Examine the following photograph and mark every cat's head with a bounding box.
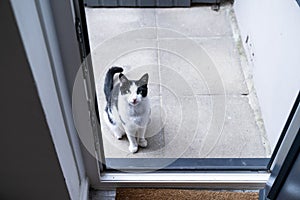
[119,73,149,106]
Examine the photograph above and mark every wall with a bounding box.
[9,0,90,199]
[0,0,70,199]
[234,0,300,150]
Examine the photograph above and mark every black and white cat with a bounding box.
[103,67,151,153]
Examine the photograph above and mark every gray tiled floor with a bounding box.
[86,4,271,159]
[156,7,232,38]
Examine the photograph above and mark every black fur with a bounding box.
[136,73,148,97]
[104,67,123,102]
[104,67,123,125]
[105,106,115,125]
[137,84,148,97]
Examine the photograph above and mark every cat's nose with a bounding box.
[133,98,137,104]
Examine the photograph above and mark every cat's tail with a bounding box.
[104,66,123,102]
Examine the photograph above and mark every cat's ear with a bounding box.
[119,73,129,85]
[139,73,149,85]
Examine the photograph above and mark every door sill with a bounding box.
[92,172,270,190]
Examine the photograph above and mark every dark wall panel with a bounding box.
[0,1,70,199]
[119,0,137,6]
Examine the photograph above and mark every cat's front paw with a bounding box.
[129,145,138,153]
[114,131,124,140]
[138,138,148,148]
[115,134,123,140]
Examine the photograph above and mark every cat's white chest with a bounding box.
[128,104,150,127]
[129,114,149,127]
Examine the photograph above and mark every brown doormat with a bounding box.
[116,188,259,200]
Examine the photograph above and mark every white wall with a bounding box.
[234,0,300,150]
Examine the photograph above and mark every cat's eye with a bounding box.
[137,89,142,94]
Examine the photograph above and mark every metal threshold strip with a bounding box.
[97,172,270,190]
[104,158,270,171]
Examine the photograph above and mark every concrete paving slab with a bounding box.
[195,95,269,158]
[86,5,270,160]
[85,8,156,50]
[160,88,204,158]
[156,6,232,38]
[90,33,157,80]
[158,38,225,95]
[158,37,248,95]
[182,96,268,158]
[195,37,248,94]
[161,94,268,158]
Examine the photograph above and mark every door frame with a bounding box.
[72,0,269,189]
[16,0,300,197]
[49,0,300,189]
[260,92,300,199]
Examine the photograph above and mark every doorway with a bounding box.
[72,0,300,176]
[83,1,272,171]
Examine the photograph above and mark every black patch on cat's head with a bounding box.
[136,73,149,97]
[137,84,148,97]
[119,73,131,95]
